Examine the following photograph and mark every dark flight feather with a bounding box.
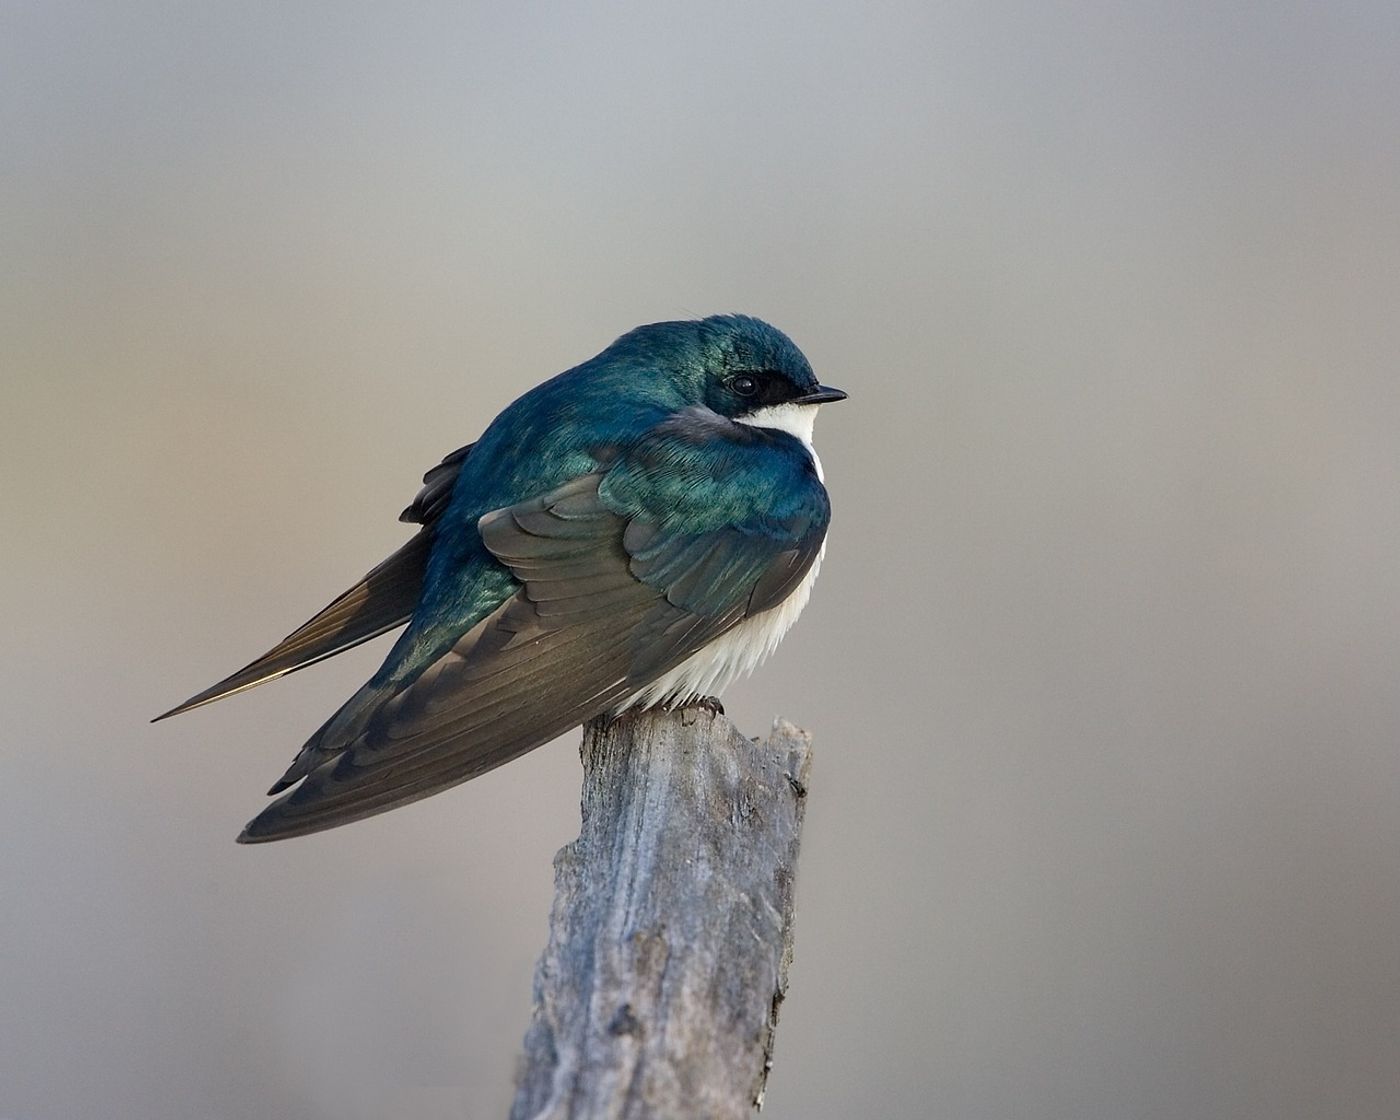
[238,438,828,842]
[153,443,475,721]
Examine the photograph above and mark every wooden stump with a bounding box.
[510,707,813,1120]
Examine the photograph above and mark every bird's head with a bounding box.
[604,314,847,428]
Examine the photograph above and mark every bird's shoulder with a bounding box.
[408,404,827,648]
[599,406,830,531]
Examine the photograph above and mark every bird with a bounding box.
[155,315,846,842]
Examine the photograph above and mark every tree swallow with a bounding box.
[156,315,845,842]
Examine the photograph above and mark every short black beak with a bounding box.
[793,385,848,405]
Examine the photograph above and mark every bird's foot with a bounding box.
[692,695,725,716]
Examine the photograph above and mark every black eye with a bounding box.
[730,374,759,397]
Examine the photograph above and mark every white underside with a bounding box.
[616,402,827,710]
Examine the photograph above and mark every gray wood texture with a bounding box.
[510,707,813,1120]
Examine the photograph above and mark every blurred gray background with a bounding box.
[4,3,1399,1118]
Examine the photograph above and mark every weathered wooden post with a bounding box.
[510,707,813,1120]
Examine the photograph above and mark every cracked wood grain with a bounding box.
[509,707,813,1120]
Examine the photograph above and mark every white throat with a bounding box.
[735,402,824,480]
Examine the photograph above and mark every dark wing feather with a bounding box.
[400,441,474,525]
[154,443,475,721]
[238,448,826,842]
[153,533,431,721]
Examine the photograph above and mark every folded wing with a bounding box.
[239,420,829,842]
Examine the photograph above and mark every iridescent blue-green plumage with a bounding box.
[156,315,843,842]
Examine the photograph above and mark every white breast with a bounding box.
[617,402,828,711]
